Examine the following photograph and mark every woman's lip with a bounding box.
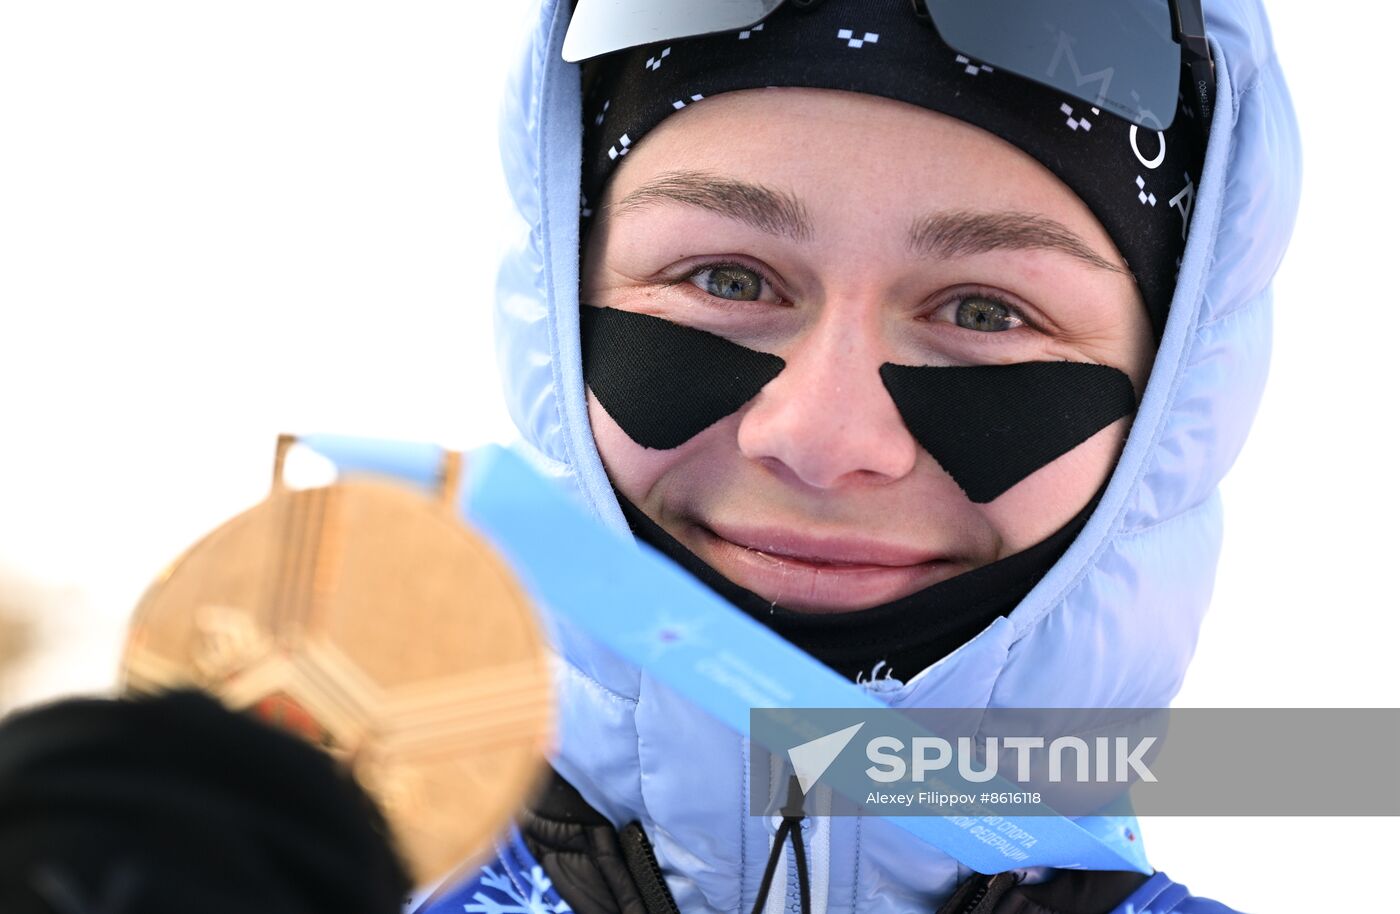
[696,523,960,613]
[704,522,946,567]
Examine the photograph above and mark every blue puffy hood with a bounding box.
[490,1,1301,910]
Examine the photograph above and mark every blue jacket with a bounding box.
[444,0,1301,910]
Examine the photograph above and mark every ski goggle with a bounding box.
[562,0,1214,131]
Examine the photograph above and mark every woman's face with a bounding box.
[582,88,1153,614]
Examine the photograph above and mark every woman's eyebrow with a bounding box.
[609,173,1124,276]
[907,211,1129,275]
[609,170,813,241]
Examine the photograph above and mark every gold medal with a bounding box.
[121,435,553,886]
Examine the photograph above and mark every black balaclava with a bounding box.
[615,484,1106,681]
[0,690,410,914]
[577,0,1205,681]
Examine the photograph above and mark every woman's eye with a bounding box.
[687,264,769,302]
[944,295,1025,332]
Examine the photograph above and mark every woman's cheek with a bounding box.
[587,392,752,527]
[978,417,1130,556]
[587,392,680,505]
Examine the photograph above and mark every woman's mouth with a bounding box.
[696,522,963,613]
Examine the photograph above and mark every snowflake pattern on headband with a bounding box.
[578,0,1205,336]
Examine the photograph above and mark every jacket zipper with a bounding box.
[618,821,682,914]
[936,871,1021,914]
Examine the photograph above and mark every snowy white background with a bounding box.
[0,2,1394,910]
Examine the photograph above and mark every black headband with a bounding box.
[579,0,1205,336]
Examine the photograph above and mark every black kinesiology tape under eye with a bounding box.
[580,306,785,449]
[581,306,1135,501]
[879,362,1137,504]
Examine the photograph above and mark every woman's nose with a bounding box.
[735,318,919,489]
